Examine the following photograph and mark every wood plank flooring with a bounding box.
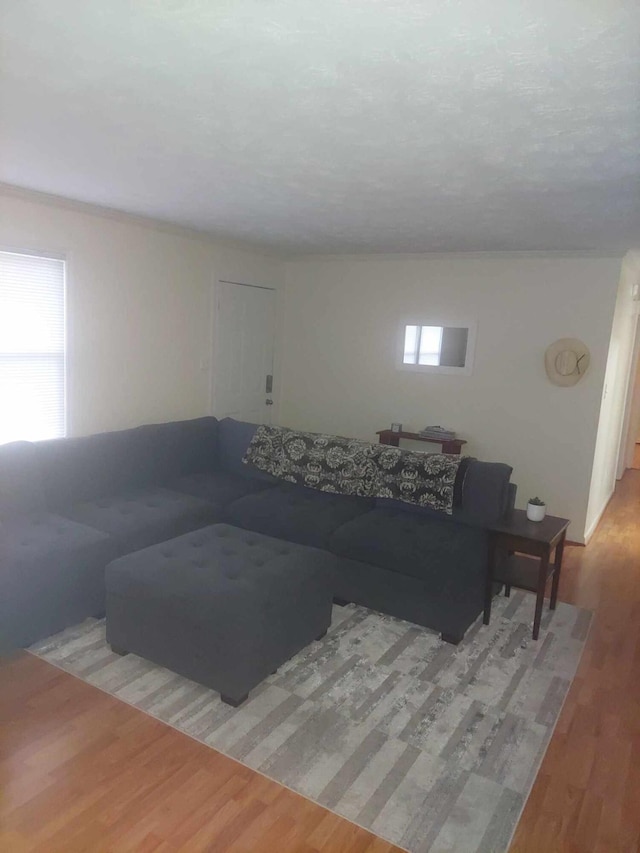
[1,469,639,851]
[0,652,402,852]
[510,470,640,853]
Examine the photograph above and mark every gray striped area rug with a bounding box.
[31,594,590,853]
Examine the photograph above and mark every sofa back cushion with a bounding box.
[0,440,46,517]
[36,417,220,509]
[36,429,146,509]
[216,418,278,483]
[133,417,218,485]
[375,459,514,527]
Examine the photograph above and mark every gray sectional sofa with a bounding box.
[0,416,515,654]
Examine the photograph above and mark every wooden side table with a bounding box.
[484,510,570,640]
[376,429,467,455]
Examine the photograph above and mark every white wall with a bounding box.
[626,324,640,452]
[2,186,629,541]
[632,354,640,447]
[622,254,640,464]
[280,253,622,541]
[586,252,640,538]
[0,188,284,436]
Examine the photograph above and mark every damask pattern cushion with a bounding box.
[372,445,466,513]
[244,425,378,497]
[244,425,464,514]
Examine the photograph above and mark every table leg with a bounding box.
[379,434,400,446]
[504,548,513,596]
[442,440,461,455]
[533,548,550,640]
[484,535,497,625]
[550,532,566,611]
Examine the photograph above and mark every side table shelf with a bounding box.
[484,510,570,640]
[496,554,557,595]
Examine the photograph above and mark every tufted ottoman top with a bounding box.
[105,523,335,606]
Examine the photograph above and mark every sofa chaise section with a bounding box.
[1,513,115,651]
[329,508,489,641]
[0,441,116,651]
[327,460,515,641]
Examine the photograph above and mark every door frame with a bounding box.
[210,278,278,422]
[617,312,640,477]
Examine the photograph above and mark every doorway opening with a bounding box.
[617,312,640,475]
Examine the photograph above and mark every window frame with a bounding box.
[395,317,477,376]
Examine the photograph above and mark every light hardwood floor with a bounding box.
[1,470,639,852]
[511,469,640,853]
[0,652,402,852]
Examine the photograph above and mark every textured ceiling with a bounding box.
[1,1,639,253]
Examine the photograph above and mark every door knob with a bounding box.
[265,399,273,406]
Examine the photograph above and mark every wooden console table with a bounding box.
[484,510,570,640]
[376,429,466,455]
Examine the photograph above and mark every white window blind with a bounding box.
[0,250,66,444]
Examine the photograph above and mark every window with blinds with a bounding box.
[0,250,66,444]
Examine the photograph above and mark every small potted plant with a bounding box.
[526,496,546,522]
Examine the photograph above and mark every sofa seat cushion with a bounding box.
[330,507,488,590]
[226,483,374,549]
[170,471,274,510]
[1,513,115,651]
[60,487,220,555]
[2,512,113,566]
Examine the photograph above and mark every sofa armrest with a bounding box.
[458,460,514,526]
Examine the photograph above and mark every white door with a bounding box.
[212,280,276,424]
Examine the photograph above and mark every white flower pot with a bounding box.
[526,502,546,522]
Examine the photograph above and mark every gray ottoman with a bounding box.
[105,523,335,706]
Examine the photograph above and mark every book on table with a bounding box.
[420,425,457,440]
